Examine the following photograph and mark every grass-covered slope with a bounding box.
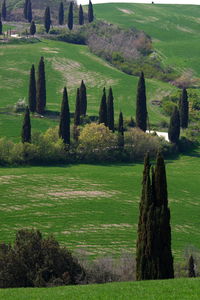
[95,3,200,77]
[1,278,200,300]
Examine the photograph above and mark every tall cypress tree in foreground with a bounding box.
[1,0,6,21]
[107,87,114,132]
[136,72,147,132]
[179,88,189,129]
[79,4,84,25]
[74,88,81,126]
[79,80,87,116]
[0,15,2,35]
[28,64,36,113]
[118,111,124,148]
[188,255,195,278]
[88,0,94,23]
[99,88,107,126]
[36,57,46,114]
[136,152,174,280]
[59,87,70,145]
[24,0,29,19]
[68,1,73,30]
[44,6,51,33]
[58,2,64,25]
[168,106,180,143]
[30,20,36,36]
[27,0,32,23]
[22,107,31,143]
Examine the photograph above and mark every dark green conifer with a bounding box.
[24,0,29,19]
[99,87,107,126]
[0,15,2,35]
[79,80,87,116]
[36,57,46,115]
[68,2,73,30]
[44,6,51,33]
[1,0,6,21]
[59,87,70,145]
[79,4,84,25]
[136,72,147,132]
[22,107,31,143]
[107,87,114,132]
[179,88,189,129]
[58,2,64,25]
[28,64,36,113]
[188,255,195,278]
[74,88,81,126]
[118,111,124,148]
[168,106,180,143]
[27,0,32,23]
[88,0,94,23]
[30,20,36,36]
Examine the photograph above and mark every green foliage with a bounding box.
[79,80,87,116]
[74,88,81,126]
[27,0,32,23]
[79,4,84,26]
[118,112,124,149]
[99,88,107,126]
[21,107,31,143]
[44,6,51,33]
[188,255,195,278]
[36,57,46,114]
[28,64,36,112]
[179,88,189,129]
[88,0,94,23]
[30,20,36,36]
[68,2,73,31]
[58,2,64,25]
[0,16,2,35]
[107,87,114,132]
[24,0,29,19]
[136,72,147,132]
[168,106,180,144]
[1,0,6,21]
[59,87,70,145]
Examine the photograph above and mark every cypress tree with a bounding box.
[1,0,6,21]
[118,111,124,148]
[179,88,189,129]
[88,0,94,23]
[36,57,46,115]
[136,72,147,132]
[107,87,114,132]
[188,255,195,278]
[22,107,31,143]
[79,80,87,116]
[44,6,51,33]
[59,87,70,145]
[58,2,64,25]
[30,20,36,36]
[74,88,81,126]
[68,1,73,30]
[0,15,2,35]
[168,106,180,143]
[24,0,29,19]
[28,64,36,113]
[79,4,84,25]
[99,87,107,126]
[27,0,32,23]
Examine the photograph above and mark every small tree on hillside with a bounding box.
[168,106,180,144]
[107,87,114,132]
[136,72,147,132]
[30,20,36,36]
[36,57,46,114]
[79,80,87,116]
[179,88,189,129]
[0,15,2,35]
[1,0,7,21]
[22,107,31,143]
[58,2,64,25]
[27,0,32,23]
[88,0,94,23]
[28,64,36,112]
[79,4,84,25]
[118,111,124,148]
[59,87,70,145]
[24,0,29,19]
[188,255,195,278]
[99,87,107,126]
[44,6,51,33]
[68,1,73,30]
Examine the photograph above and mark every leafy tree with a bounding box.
[59,87,70,145]
[30,20,36,36]
[88,0,94,23]
[99,87,107,126]
[118,111,124,148]
[136,72,147,132]
[1,0,6,21]
[79,4,84,25]
[74,88,81,126]
[107,87,114,132]
[22,107,31,143]
[0,15,2,35]
[188,255,195,278]
[68,1,73,30]
[44,6,51,33]
[36,57,46,114]
[136,152,174,280]
[58,2,64,25]
[168,106,180,143]
[24,0,29,19]
[79,80,87,116]
[28,64,36,112]
[27,0,32,23]
[179,88,189,129]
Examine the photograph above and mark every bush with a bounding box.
[13,98,26,113]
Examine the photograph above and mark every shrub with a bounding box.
[13,98,26,113]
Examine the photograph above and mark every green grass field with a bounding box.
[0,278,200,300]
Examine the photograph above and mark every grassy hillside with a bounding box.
[1,278,200,300]
[0,152,200,259]
[95,3,200,78]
